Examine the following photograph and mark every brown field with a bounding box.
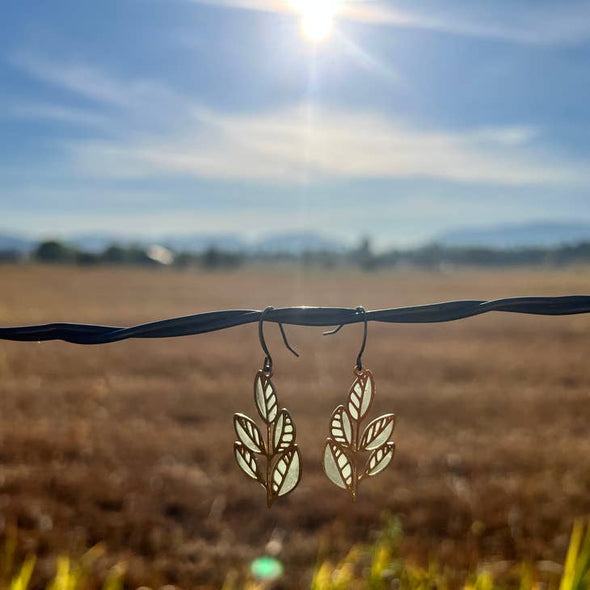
[1,265,590,588]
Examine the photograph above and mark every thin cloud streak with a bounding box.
[10,53,192,120]
[7,103,109,127]
[187,0,590,45]
[64,104,588,187]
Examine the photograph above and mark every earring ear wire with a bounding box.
[258,307,299,372]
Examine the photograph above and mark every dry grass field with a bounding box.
[1,265,590,588]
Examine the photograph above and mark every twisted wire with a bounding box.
[0,296,589,345]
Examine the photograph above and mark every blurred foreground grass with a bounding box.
[306,518,590,590]
[3,518,589,590]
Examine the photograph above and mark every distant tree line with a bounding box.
[2,237,590,270]
[0,240,245,270]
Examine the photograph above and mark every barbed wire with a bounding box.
[0,296,589,345]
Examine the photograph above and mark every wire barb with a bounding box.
[2,296,590,344]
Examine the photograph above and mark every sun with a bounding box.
[293,0,340,41]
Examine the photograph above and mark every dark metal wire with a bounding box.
[1,295,590,345]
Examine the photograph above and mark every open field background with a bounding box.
[1,265,590,588]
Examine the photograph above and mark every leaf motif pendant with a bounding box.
[323,368,395,500]
[234,370,301,507]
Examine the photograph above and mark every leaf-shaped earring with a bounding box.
[323,307,396,500]
[233,307,302,507]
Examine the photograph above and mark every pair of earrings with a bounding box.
[233,307,396,507]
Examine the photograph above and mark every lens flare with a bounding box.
[250,556,284,580]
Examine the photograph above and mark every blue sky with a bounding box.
[1,0,590,246]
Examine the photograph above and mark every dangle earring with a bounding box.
[323,307,396,500]
[233,307,302,507]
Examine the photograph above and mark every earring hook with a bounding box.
[259,307,299,374]
[355,306,367,372]
[323,306,367,372]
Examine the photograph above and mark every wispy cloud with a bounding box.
[9,54,589,188]
[186,0,590,46]
[346,1,590,45]
[64,104,588,188]
[6,103,109,127]
[11,54,132,107]
[10,53,191,131]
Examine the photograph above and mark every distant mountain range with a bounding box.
[436,221,590,248]
[2,221,590,254]
[251,232,346,254]
[0,234,35,252]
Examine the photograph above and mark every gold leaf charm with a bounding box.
[323,368,395,500]
[329,405,353,447]
[324,440,354,491]
[360,414,395,451]
[234,370,301,507]
[254,371,278,424]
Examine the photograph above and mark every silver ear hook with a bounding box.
[259,307,299,373]
[323,306,367,371]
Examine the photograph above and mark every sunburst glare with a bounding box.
[292,0,340,41]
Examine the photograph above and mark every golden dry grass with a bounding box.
[1,265,590,588]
